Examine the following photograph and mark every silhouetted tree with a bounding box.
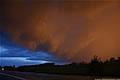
[117,57,120,63]
[11,56,120,76]
[104,59,109,64]
[69,62,78,66]
[91,55,102,63]
[89,55,103,74]
[110,57,115,63]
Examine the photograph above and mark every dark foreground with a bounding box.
[0,71,95,80]
[1,71,120,80]
[0,73,24,80]
[2,56,120,77]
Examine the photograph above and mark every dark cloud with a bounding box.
[0,33,69,66]
[0,0,120,62]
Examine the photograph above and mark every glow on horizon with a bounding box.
[0,57,50,67]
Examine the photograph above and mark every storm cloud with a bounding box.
[0,0,120,62]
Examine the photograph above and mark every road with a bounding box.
[0,71,119,80]
[0,71,95,80]
[0,73,24,80]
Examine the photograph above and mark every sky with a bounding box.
[0,0,120,66]
[0,32,70,67]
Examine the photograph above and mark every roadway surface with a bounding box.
[0,71,96,80]
[0,73,24,80]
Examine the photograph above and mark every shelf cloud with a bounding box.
[0,0,120,62]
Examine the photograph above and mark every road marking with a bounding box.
[0,73,26,80]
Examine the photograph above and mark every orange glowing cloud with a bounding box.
[0,0,120,62]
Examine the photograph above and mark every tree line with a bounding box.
[1,56,120,77]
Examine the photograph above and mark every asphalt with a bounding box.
[0,71,95,80]
[0,73,24,80]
